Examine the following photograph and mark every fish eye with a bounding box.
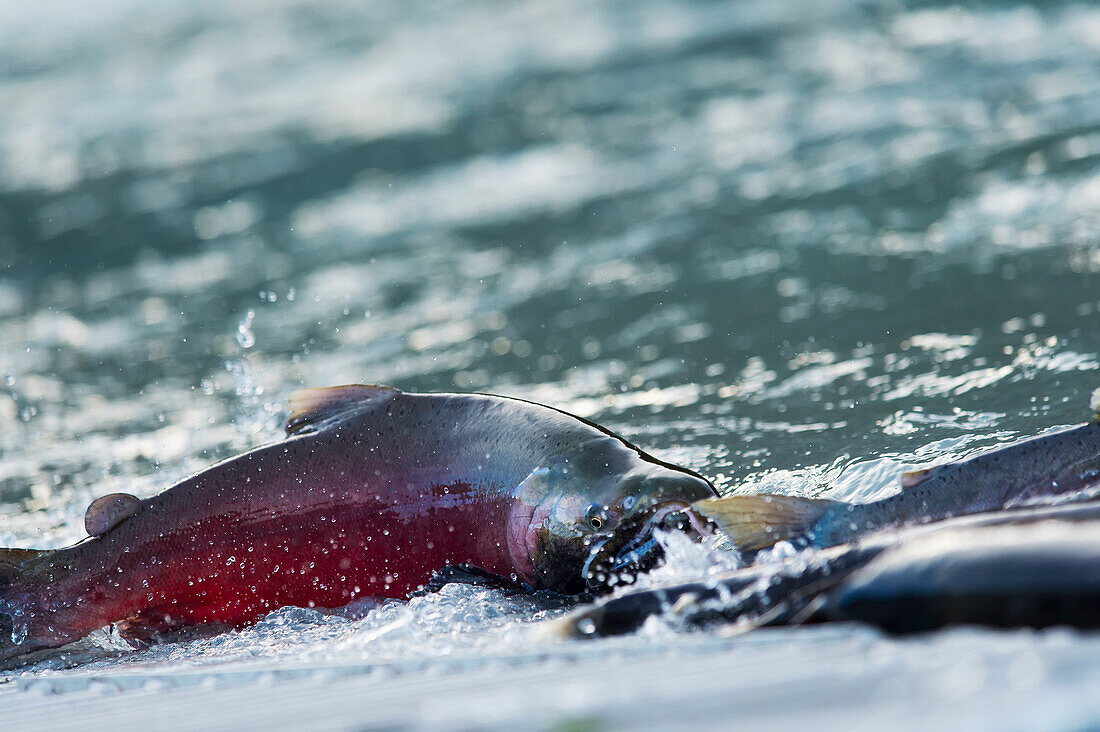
[585,503,606,531]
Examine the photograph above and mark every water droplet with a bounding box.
[236,309,256,348]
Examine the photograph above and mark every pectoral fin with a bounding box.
[692,494,840,551]
[115,613,232,649]
[415,564,534,596]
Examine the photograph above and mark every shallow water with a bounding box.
[2,0,1100,727]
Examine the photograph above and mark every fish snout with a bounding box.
[635,472,717,506]
[582,500,715,592]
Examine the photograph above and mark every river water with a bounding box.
[2,0,1100,729]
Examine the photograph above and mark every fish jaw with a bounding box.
[583,501,715,592]
[579,469,719,591]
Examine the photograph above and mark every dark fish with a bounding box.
[0,385,715,661]
[551,501,1100,639]
[695,399,1100,551]
[828,521,1100,633]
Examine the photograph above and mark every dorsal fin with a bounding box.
[899,462,966,489]
[0,548,48,585]
[85,493,143,537]
[900,466,941,489]
[285,384,401,436]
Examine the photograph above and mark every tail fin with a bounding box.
[0,547,49,664]
[692,494,840,551]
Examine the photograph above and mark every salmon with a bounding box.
[552,501,1100,639]
[0,385,715,661]
[694,391,1100,551]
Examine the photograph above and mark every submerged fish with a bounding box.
[695,401,1100,551]
[552,501,1100,639]
[829,520,1100,633]
[0,385,715,661]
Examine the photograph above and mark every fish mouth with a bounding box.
[582,501,714,592]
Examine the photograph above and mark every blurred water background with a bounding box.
[2,0,1100,728]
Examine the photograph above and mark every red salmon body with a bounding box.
[0,385,717,658]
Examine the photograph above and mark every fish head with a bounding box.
[578,469,718,593]
[509,439,717,594]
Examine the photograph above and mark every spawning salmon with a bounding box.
[0,385,715,661]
